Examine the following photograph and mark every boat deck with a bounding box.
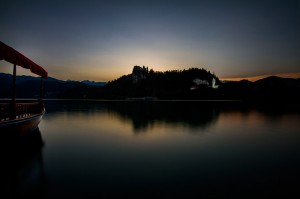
[0,101,43,122]
[0,101,44,133]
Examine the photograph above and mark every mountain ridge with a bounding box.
[1,67,300,101]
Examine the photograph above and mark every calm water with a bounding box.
[2,100,300,198]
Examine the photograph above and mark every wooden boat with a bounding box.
[0,41,48,133]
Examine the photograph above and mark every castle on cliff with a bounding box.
[132,66,148,83]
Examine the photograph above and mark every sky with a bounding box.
[1,0,300,81]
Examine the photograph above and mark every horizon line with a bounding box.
[220,73,300,82]
[1,71,300,83]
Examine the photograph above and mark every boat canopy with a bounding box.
[0,41,48,78]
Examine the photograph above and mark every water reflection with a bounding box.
[0,128,46,198]
[44,100,224,134]
[44,100,300,134]
[107,101,221,133]
[38,100,300,198]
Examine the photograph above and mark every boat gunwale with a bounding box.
[0,110,44,126]
[0,101,44,123]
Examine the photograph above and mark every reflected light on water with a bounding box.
[13,101,300,198]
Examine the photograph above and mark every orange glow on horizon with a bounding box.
[221,73,300,82]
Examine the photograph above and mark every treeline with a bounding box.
[1,67,300,102]
[104,67,221,99]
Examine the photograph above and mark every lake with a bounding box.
[2,100,300,198]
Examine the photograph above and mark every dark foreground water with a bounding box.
[1,100,300,198]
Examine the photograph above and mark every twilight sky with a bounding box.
[1,0,300,81]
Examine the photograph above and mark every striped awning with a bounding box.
[0,41,48,78]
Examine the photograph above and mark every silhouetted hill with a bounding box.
[81,80,106,86]
[220,76,300,102]
[1,68,300,102]
[255,76,300,87]
[0,73,104,99]
[254,76,300,101]
[104,67,221,99]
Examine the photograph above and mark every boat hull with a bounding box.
[0,112,44,134]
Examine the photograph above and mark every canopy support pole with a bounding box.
[39,77,44,101]
[12,64,16,103]
[10,64,17,119]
